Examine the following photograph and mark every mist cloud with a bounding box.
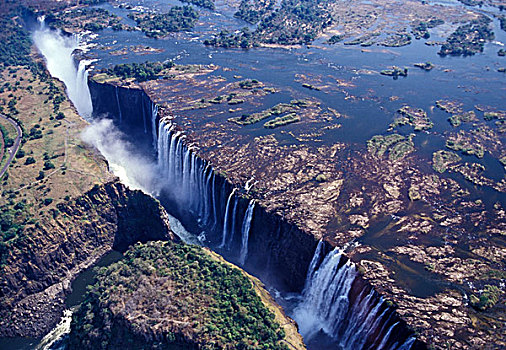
[81,119,161,195]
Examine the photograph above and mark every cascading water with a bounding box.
[115,86,122,124]
[151,112,419,349]
[157,117,219,229]
[291,240,416,350]
[35,309,73,350]
[32,19,93,119]
[220,188,237,248]
[293,242,356,340]
[151,102,158,149]
[156,117,259,264]
[238,200,255,266]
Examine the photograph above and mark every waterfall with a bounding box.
[293,246,356,340]
[210,172,218,230]
[35,309,73,350]
[238,200,255,266]
[156,118,221,230]
[378,322,400,349]
[398,337,416,350]
[32,19,93,119]
[227,195,239,249]
[290,240,414,350]
[115,86,122,124]
[220,188,237,248]
[142,95,148,133]
[151,103,158,150]
[152,112,418,350]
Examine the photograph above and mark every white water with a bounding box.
[153,120,417,348]
[156,118,223,235]
[31,24,419,346]
[32,19,164,198]
[35,309,73,350]
[293,242,356,340]
[291,240,415,350]
[166,212,200,245]
[238,200,255,266]
[32,21,93,119]
[378,322,400,349]
[115,86,122,123]
[151,103,159,149]
[220,188,237,248]
[81,119,161,195]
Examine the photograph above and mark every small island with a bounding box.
[380,66,408,78]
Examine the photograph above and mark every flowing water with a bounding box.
[32,22,93,118]
[238,200,255,266]
[15,0,506,346]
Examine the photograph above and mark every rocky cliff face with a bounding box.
[0,181,177,337]
[88,81,425,349]
[89,80,156,155]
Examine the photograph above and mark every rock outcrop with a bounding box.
[0,181,177,337]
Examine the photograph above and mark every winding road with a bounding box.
[0,114,22,179]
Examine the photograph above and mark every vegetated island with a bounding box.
[68,241,305,350]
[438,16,494,56]
[204,0,481,51]
[128,6,199,38]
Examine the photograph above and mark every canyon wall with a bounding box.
[89,81,426,350]
[0,181,176,337]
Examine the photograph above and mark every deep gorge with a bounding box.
[89,80,426,350]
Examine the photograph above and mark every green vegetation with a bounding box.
[102,61,175,82]
[229,99,311,125]
[235,0,274,24]
[380,66,408,79]
[181,0,215,10]
[432,150,461,173]
[204,28,258,48]
[389,138,415,161]
[264,113,300,128]
[446,132,485,158]
[379,33,411,47]
[0,201,31,265]
[414,62,435,71]
[129,6,199,38]
[390,106,433,131]
[344,33,380,46]
[326,34,344,44]
[368,134,405,157]
[254,0,332,44]
[367,133,414,160]
[448,111,477,127]
[0,8,32,70]
[239,79,263,89]
[302,83,320,91]
[411,18,444,39]
[47,8,123,32]
[69,241,289,350]
[470,285,502,311]
[439,16,494,56]
[0,123,14,147]
[436,100,463,115]
[207,0,333,47]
